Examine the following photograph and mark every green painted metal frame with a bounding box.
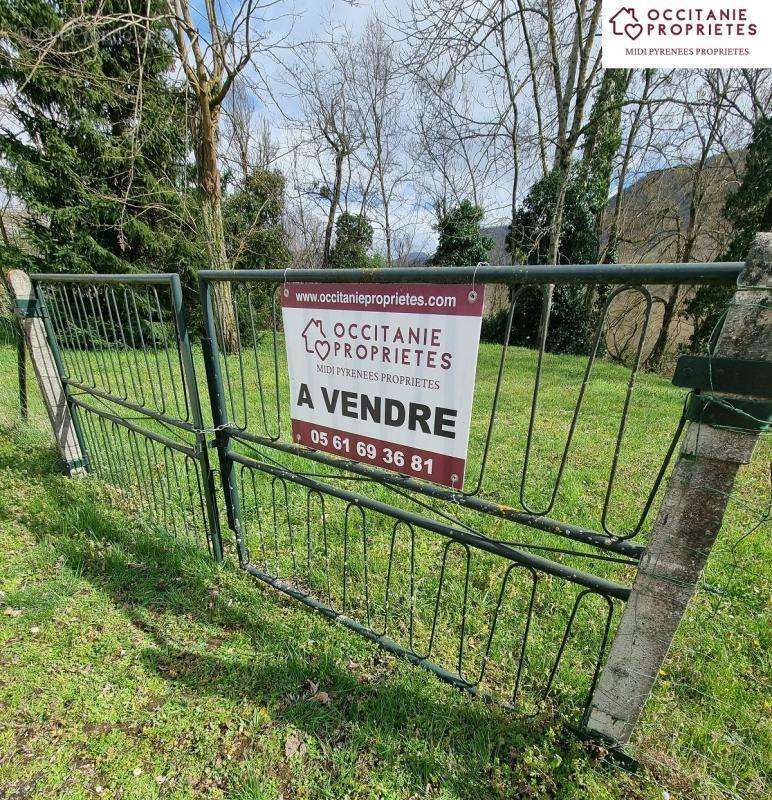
[199,262,744,557]
[673,355,772,397]
[1,282,27,420]
[196,262,746,717]
[20,261,747,730]
[31,272,223,560]
[203,262,744,285]
[197,260,744,719]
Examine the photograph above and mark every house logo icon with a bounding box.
[609,7,643,40]
[302,318,330,361]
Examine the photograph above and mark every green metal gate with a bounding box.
[196,261,743,721]
[22,260,749,731]
[30,272,222,558]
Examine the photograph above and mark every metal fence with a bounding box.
[6,256,767,777]
[196,261,748,725]
[0,279,27,424]
[30,273,222,558]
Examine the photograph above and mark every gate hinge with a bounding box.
[13,297,42,319]
[673,355,772,398]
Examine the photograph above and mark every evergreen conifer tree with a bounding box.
[327,213,375,269]
[0,0,202,280]
[429,200,493,267]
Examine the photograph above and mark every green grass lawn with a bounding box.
[0,333,769,800]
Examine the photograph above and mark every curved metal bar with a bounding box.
[343,502,367,618]
[229,449,631,601]
[305,488,329,603]
[520,285,651,518]
[464,286,523,495]
[511,572,539,707]
[236,458,623,717]
[227,429,645,558]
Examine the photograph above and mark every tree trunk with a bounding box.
[646,164,702,371]
[379,169,392,267]
[323,150,345,268]
[646,284,680,369]
[195,97,239,353]
[549,160,571,266]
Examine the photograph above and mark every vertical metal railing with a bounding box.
[194,262,744,723]
[12,256,762,764]
[30,273,222,558]
[0,278,28,422]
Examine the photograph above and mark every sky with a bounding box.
[258,0,443,255]
[201,0,453,257]
[8,1,764,259]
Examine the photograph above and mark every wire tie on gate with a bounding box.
[283,268,290,298]
[469,262,487,303]
[194,422,234,436]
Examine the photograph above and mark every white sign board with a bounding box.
[281,282,484,488]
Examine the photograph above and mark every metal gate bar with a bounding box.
[199,262,744,556]
[232,448,622,711]
[223,427,647,558]
[202,262,744,284]
[230,449,631,600]
[197,261,744,720]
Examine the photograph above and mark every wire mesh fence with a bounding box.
[606,282,771,799]
[34,278,195,428]
[233,454,624,715]
[75,399,215,551]
[198,263,770,799]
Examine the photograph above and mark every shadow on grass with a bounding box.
[2,434,597,798]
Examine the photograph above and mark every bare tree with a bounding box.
[643,71,746,369]
[602,69,657,263]
[412,76,492,219]
[289,33,362,267]
[405,0,532,234]
[223,77,279,188]
[223,78,255,186]
[540,0,603,264]
[355,17,408,267]
[166,0,286,349]
[597,69,761,369]
[405,0,604,265]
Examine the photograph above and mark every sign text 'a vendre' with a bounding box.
[281,283,484,488]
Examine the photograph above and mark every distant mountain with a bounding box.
[392,251,430,266]
[482,225,511,265]
[604,150,742,262]
[481,150,742,265]
[404,251,430,265]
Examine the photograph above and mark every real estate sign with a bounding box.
[281,282,484,488]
